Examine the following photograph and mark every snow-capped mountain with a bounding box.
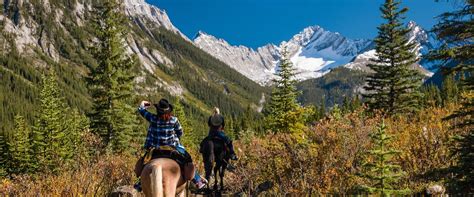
[344,21,441,76]
[281,26,372,80]
[194,31,279,85]
[194,26,372,85]
[194,21,439,85]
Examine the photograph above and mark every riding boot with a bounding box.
[192,172,208,189]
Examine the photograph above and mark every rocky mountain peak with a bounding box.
[123,0,188,40]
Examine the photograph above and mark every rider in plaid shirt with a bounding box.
[138,107,183,149]
[134,99,207,191]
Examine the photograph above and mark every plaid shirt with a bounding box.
[138,107,183,149]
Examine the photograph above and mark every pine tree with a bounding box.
[32,70,70,172]
[0,132,8,177]
[363,0,423,115]
[358,121,409,195]
[241,105,252,132]
[88,0,137,152]
[430,0,473,193]
[265,49,304,133]
[351,96,363,111]
[330,104,342,120]
[441,74,459,105]
[7,115,32,174]
[422,84,442,107]
[319,97,326,118]
[173,99,196,147]
[227,115,236,139]
[66,109,89,160]
[342,97,351,114]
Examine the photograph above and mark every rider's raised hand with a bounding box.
[140,101,151,109]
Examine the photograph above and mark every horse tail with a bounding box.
[150,164,163,197]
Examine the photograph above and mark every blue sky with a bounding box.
[149,0,456,48]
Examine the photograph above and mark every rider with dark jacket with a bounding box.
[207,107,238,160]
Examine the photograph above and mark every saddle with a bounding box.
[135,146,195,180]
[143,145,192,166]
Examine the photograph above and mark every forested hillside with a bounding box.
[0,0,267,135]
[297,67,366,107]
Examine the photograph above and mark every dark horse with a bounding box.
[200,137,229,192]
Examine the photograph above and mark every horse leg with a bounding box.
[204,156,214,181]
[213,165,219,191]
[220,165,225,191]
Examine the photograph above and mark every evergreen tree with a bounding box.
[363,0,423,115]
[0,132,8,177]
[342,97,351,114]
[173,99,196,147]
[32,70,69,172]
[241,105,252,133]
[441,74,459,105]
[66,109,89,160]
[88,0,137,152]
[265,49,304,133]
[319,96,326,118]
[330,104,342,120]
[358,121,409,195]
[227,115,236,139]
[430,0,473,193]
[351,96,363,111]
[422,84,442,107]
[7,115,32,174]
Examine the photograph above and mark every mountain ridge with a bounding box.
[194,21,439,85]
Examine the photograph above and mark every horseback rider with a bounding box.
[207,107,238,160]
[134,99,208,191]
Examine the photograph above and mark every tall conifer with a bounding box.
[88,0,137,152]
[173,99,196,147]
[0,132,7,177]
[7,115,32,174]
[66,109,89,160]
[430,0,473,193]
[442,74,460,105]
[32,70,69,172]
[363,0,423,115]
[265,49,304,133]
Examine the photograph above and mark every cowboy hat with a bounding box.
[154,99,173,114]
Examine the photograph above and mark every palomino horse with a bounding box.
[141,158,187,197]
[200,137,229,191]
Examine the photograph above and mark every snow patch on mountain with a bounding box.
[279,26,372,80]
[344,21,439,76]
[194,25,372,84]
